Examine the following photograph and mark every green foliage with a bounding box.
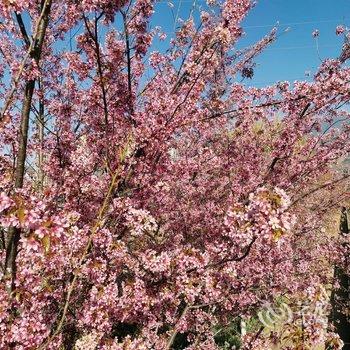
[214,320,242,349]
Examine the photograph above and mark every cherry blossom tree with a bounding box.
[0,0,350,349]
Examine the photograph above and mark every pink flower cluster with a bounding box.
[0,0,349,348]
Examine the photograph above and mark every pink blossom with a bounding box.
[312,29,320,37]
[336,25,345,35]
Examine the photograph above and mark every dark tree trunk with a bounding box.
[4,0,52,291]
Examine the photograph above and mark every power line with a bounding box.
[157,19,346,33]
[244,19,345,29]
[265,44,338,51]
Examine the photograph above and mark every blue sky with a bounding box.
[21,1,349,89]
[152,0,349,87]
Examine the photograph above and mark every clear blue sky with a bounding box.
[152,0,350,87]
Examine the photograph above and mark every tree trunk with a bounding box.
[37,80,45,192]
[4,0,52,291]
